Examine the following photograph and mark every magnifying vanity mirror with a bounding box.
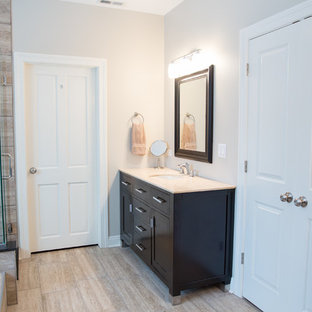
[175,66,214,163]
[150,140,168,168]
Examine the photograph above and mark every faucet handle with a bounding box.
[189,164,194,177]
[177,163,184,173]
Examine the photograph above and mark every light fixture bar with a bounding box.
[170,49,201,64]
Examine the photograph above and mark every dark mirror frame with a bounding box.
[174,66,214,163]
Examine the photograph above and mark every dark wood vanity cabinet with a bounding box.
[120,171,235,299]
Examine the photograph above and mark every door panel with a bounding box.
[290,18,312,312]
[244,17,312,312]
[252,203,282,291]
[152,210,170,281]
[27,64,97,252]
[244,22,298,312]
[69,182,89,234]
[120,190,133,245]
[67,75,88,167]
[36,74,59,168]
[38,184,60,237]
[303,222,312,312]
[256,45,288,182]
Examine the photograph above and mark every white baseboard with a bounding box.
[107,235,121,248]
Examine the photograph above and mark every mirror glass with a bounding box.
[150,140,168,157]
[175,66,214,163]
[179,77,206,152]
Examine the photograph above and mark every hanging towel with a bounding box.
[181,123,197,151]
[132,123,146,155]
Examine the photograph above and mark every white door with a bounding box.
[26,64,98,252]
[243,18,312,312]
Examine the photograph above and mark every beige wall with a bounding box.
[164,0,306,184]
[12,0,164,237]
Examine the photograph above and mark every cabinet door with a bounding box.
[120,190,133,246]
[151,210,170,281]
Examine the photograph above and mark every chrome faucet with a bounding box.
[177,163,190,175]
[178,162,196,177]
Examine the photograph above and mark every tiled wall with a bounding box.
[0,0,17,243]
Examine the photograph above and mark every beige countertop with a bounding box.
[120,167,236,194]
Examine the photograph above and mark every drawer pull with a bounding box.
[135,207,146,214]
[135,188,146,194]
[135,225,146,232]
[122,181,130,186]
[153,196,166,204]
[129,204,133,213]
[135,243,145,252]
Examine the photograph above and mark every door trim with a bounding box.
[234,0,312,297]
[14,52,108,258]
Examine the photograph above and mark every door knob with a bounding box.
[29,167,37,175]
[294,196,308,208]
[280,192,293,203]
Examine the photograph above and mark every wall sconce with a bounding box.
[168,49,213,79]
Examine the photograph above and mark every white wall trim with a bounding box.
[107,235,121,248]
[13,52,109,258]
[233,0,312,297]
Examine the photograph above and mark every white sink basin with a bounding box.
[150,174,185,180]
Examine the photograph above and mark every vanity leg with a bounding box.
[168,289,181,305]
[121,240,128,248]
[218,283,230,293]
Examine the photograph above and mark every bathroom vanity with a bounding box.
[119,168,235,304]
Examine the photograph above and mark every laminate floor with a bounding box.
[8,246,260,312]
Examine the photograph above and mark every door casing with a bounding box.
[14,52,108,259]
[235,0,312,297]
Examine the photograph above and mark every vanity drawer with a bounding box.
[120,173,132,193]
[134,218,151,236]
[150,187,170,216]
[133,199,150,224]
[133,180,149,202]
[133,233,151,264]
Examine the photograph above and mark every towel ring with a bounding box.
[184,113,195,123]
[131,112,144,124]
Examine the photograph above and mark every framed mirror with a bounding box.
[174,66,214,163]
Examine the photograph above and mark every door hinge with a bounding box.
[244,160,248,173]
[241,252,245,265]
[1,74,7,86]
[246,63,250,76]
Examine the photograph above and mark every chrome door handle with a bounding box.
[135,225,146,232]
[135,243,145,252]
[280,192,293,203]
[29,167,38,175]
[135,207,145,214]
[121,181,130,186]
[153,196,165,204]
[294,196,308,208]
[2,153,13,180]
[135,188,145,194]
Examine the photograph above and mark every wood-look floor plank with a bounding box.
[42,286,87,312]
[7,289,43,312]
[39,262,74,294]
[17,261,40,291]
[77,277,122,312]
[9,246,260,312]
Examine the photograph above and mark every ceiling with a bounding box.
[60,0,184,15]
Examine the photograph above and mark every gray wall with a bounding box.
[164,0,306,184]
[12,0,164,237]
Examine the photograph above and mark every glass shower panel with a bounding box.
[0,86,7,245]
